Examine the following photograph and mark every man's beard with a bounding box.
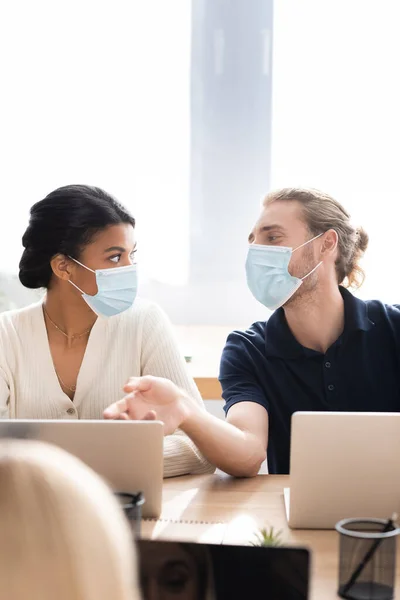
[284,247,319,309]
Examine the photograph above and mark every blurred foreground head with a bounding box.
[0,439,141,600]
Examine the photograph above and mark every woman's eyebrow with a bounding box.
[103,246,126,253]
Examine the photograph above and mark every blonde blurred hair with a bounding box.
[264,187,369,289]
[0,439,141,600]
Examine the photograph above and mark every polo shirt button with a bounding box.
[328,384,335,391]
[325,361,331,368]
[67,408,75,415]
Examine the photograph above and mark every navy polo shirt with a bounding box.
[219,287,400,474]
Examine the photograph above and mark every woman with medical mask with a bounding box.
[0,185,213,478]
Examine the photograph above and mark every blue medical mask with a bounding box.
[68,258,138,318]
[245,233,323,311]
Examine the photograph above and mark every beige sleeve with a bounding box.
[140,302,215,477]
[0,342,10,418]
[0,374,9,418]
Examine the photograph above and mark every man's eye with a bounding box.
[109,255,121,263]
[268,235,279,243]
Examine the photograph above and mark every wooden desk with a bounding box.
[142,473,400,600]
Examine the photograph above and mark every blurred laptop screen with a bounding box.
[138,540,309,599]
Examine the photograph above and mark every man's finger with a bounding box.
[103,396,129,419]
[142,410,157,421]
[123,376,153,394]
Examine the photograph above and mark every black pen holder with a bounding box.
[115,492,145,540]
[336,518,399,600]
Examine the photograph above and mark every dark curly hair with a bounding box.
[19,185,135,289]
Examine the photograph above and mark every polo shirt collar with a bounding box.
[264,286,374,359]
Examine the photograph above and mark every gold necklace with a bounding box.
[56,373,77,393]
[43,305,91,394]
[43,306,92,340]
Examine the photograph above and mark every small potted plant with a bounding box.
[252,526,283,547]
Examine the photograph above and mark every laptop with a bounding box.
[0,419,164,518]
[285,411,400,529]
[137,540,310,600]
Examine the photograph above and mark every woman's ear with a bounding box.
[321,229,338,256]
[50,254,73,282]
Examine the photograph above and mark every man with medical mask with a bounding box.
[105,188,400,475]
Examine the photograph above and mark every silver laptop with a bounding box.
[285,411,400,529]
[0,420,164,518]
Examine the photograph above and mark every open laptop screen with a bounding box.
[137,540,310,600]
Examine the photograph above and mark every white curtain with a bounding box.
[272,0,400,303]
[0,0,190,285]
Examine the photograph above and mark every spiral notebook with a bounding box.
[141,516,227,544]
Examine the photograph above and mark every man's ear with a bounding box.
[321,229,338,256]
[50,254,73,282]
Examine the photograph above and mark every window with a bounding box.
[0,0,192,288]
[1,1,397,326]
[272,0,400,305]
[0,0,273,326]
